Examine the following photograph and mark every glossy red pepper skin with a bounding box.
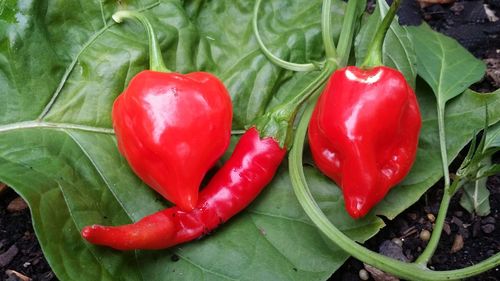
[81,127,286,250]
[308,66,421,218]
[113,70,232,211]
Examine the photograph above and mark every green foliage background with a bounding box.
[0,0,497,280]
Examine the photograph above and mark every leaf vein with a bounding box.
[65,130,145,281]
[175,251,238,281]
[37,24,115,120]
[53,181,115,280]
[65,130,133,219]
[0,120,114,134]
[37,1,162,121]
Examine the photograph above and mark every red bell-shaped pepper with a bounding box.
[113,70,232,211]
[308,66,421,218]
[308,0,421,218]
[111,11,232,211]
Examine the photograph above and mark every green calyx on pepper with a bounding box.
[253,60,337,148]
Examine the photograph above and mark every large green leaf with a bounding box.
[485,121,500,149]
[0,0,498,280]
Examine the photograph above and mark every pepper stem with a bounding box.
[112,10,170,73]
[361,0,401,68]
[336,0,364,67]
[415,179,460,265]
[321,0,337,60]
[253,0,319,72]
[253,60,337,148]
[252,0,365,147]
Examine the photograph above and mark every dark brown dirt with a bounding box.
[0,189,56,281]
[331,174,500,281]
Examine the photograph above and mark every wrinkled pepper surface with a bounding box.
[113,70,233,211]
[308,66,421,218]
[82,127,286,250]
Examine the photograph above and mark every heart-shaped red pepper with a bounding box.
[308,66,421,218]
[113,70,232,211]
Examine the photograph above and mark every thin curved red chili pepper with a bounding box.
[81,127,286,250]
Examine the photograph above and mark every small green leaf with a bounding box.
[460,165,491,217]
[479,164,500,178]
[409,23,486,106]
[485,121,500,150]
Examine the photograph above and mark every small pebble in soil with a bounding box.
[426,213,436,223]
[6,197,28,213]
[450,2,465,14]
[5,269,31,281]
[481,223,495,234]
[0,183,8,195]
[380,240,409,262]
[39,271,55,281]
[451,216,464,228]
[407,212,418,221]
[480,216,496,234]
[419,229,431,241]
[0,245,19,267]
[450,234,464,253]
[358,269,370,281]
[391,237,403,247]
[401,226,418,238]
[482,216,496,225]
[364,264,400,281]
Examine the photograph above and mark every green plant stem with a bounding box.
[286,61,336,111]
[253,0,318,72]
[415,105,452,265]
[253,60,336,147]
[336,0,363,66]
[112,10,170,72]
[321,0,337,60]
[361,0,400,68]
[424,190,449,262]
[289,101,500,281]
[415,180,454,265]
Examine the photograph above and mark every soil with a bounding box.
[0,1,499,281]
[0,189,56,281]
[331,175,500,281]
